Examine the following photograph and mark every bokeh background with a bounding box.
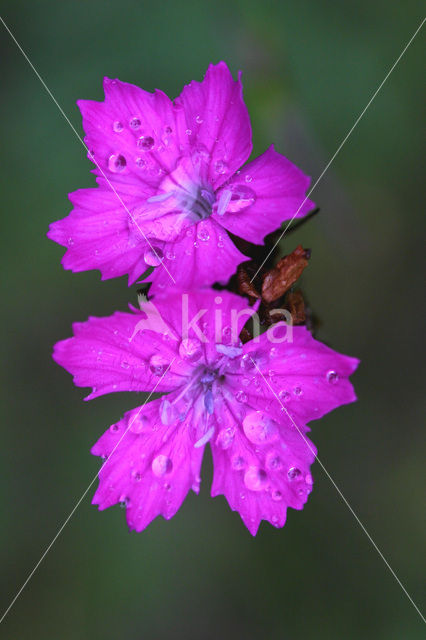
[1,1,425,638]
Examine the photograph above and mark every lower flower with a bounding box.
[53,290,358,534]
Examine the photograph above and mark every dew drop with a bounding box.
[243,411,278,444]
[185,128,192,136]
[121,361,130,370]
[293,386,303,396]
[108,154,126,172]
[231,455,245,470]
[179,338,203,362]
[244,466,267,492]
[197,225,210,241]
[135,157,146,168]
[195,115,203,124]
[215,160,227,175]
[240,354,256,372]
[327,370,339,384]
[129,117,141,130]
[226,185,256,213]
[144,247,164,266]
[113,121,123,132]
[152,454,172,477]
[137,135,155,150]
[245,174,253,183]
[279,390,291,403]
[287,466,301,480]
[271,489,282,501]
[216,428,235,450]
[235,390,248,403]
[149,353,169,376]
[129,414,148,433]
[266,452,283,471]
[165,126,173,134]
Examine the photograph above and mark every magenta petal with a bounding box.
[214,145,315,244]
[79,77,181,177]
[146,218,247,295]
[175,61,252,189]
[53,309,189,398]
[211,399,316,535]
[229,325,359,426]
[91,401,204,531]
[47,188,150,284]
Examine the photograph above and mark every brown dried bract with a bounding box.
[286,290,306,325]
[236,264,260,302]
[261,245,310,303]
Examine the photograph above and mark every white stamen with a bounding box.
[216,189,232,216]
[194,425,215,448]
[146,191,175,204]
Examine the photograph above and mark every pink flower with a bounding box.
[53,290,358,535]
[47,62,314,295]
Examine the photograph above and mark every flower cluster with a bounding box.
[50,62,358,534]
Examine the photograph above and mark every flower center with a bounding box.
[184,187,215,222]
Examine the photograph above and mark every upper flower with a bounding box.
[47,62,315,295]
[53,290,358,534]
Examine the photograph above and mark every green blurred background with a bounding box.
[1,1,425,638]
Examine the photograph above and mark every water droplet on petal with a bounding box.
[137,135,155,150]
[149,353,169,376]
[197,225,210,241]
[216,428,235,450]
[243,411,278,444]
[129,117,141,130]
[108,154,126,172]
[271,489,282,501]
[266,452,283,471]
[240,354,256,371]
[215,160,227,175]
[129,414,148,433]
[152,455,172,477]
[231,455,245,470]
[195,115,203,124]
[144,247,164,267]
[293,386,303,396]
[226,185,256,213]
[279,390,291,403]
[245,174,253,183]
[287,466,301,480]
[179,338,203,362]
[327,370,339,384]
[121,361,130,369]
[244,466,268,491]
[185,128,192,136]
[113,121,123,132]
[235,390,247,403]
